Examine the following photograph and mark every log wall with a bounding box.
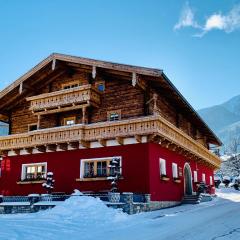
[9,70,208,147]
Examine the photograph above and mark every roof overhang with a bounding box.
[0,53,222,146]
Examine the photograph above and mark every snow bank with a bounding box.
[39,191,128,224]
[216,188,240,202]
[1,190,240,239]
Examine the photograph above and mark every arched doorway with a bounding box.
[184,163,193,195]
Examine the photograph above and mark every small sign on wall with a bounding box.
[178,167,183,177]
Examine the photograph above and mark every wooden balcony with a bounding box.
[0,115,221,169]
[26,84,101,114]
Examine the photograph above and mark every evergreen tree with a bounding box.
[42,172,55,194]
[107,157,121,192]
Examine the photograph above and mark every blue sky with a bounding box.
[0,0,240,110]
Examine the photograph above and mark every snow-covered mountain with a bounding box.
[198,95,240,149]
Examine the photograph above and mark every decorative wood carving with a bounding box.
[26,84,101,114]
[0,115,221,169]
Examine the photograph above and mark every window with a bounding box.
[95,82,105,92]
[62,81,80,90]
[28,123,38,132]
[210,176,213,186]
[202,173,206,183]
[21,163,47,181]
[172,163,178,178]
[80,157,122,179]
[108,110,121,121]
[64,117,76,126]
[193,171,198,182]
[159,158,166,176]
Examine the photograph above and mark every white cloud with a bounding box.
[204,5,240,33]
[174,2,199,30]
[174,3,240,37]
[204,14,226,31]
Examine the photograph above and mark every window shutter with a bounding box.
[172,163,178,178]
[193,171,198,182]
[159,158,166,176]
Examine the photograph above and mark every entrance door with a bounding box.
[184,164,193,195]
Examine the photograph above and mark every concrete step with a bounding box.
[182,195,201,204]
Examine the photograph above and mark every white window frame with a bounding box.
[21,162,47,181]
[202,173,206,183]
[172,163,178,178]
[193,171,198,183]
[210,176,213,186]
[80,157,122,179]
[159,158,166,176]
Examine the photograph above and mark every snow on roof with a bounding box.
[221,155,232,161]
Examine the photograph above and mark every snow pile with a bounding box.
[216,188,240,202]
[0,190,138,240]
[223,176,231,181]
[40,190,128,224]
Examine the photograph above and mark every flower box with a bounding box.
[173,178,181,183]
[161,175,170,181]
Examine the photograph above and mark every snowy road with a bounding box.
[0,189,240,240]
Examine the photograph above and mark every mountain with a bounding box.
[198,95,240,150]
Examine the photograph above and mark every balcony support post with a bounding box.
[37,115,41,129]
[82,106,88,124]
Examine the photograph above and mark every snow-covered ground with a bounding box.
[0,189,240,240]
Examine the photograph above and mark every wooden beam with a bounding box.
[135,135,142,143]
[92,66,96,79]
[52,59,56,71]
[98,139,106,147]
[56,143,68,151]
[132,72,137,86]
[116,136,124,145]
[2,69,66,111]
[0,114,9,123]
[79,140,90,148]
[19,83,23,94]
[33,103,90,116]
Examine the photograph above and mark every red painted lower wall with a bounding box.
[0,144,150,196]
[148,143,215,201]
[0,143,215,201]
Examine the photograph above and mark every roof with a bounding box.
[0,53,222,146]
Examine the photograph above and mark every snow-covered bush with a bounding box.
[42,172,55,194]
[107,157,121,192]
[233,176,240,190]
[222,176,231,187]
[214,175,221,188]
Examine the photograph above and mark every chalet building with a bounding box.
[0,53,222,201]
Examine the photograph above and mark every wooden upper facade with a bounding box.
[0,53,222,168]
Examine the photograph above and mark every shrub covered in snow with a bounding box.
[222,176,231,187]
[107,157,121,192]
[42,172,55,194]
[214,175,221,188]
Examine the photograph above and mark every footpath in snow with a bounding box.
[0,189,240,240]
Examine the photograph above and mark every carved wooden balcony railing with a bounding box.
[26,84,101,114]
[0,116,221,168]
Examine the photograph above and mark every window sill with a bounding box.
[17,180,46,185]
[76,177,123,182]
